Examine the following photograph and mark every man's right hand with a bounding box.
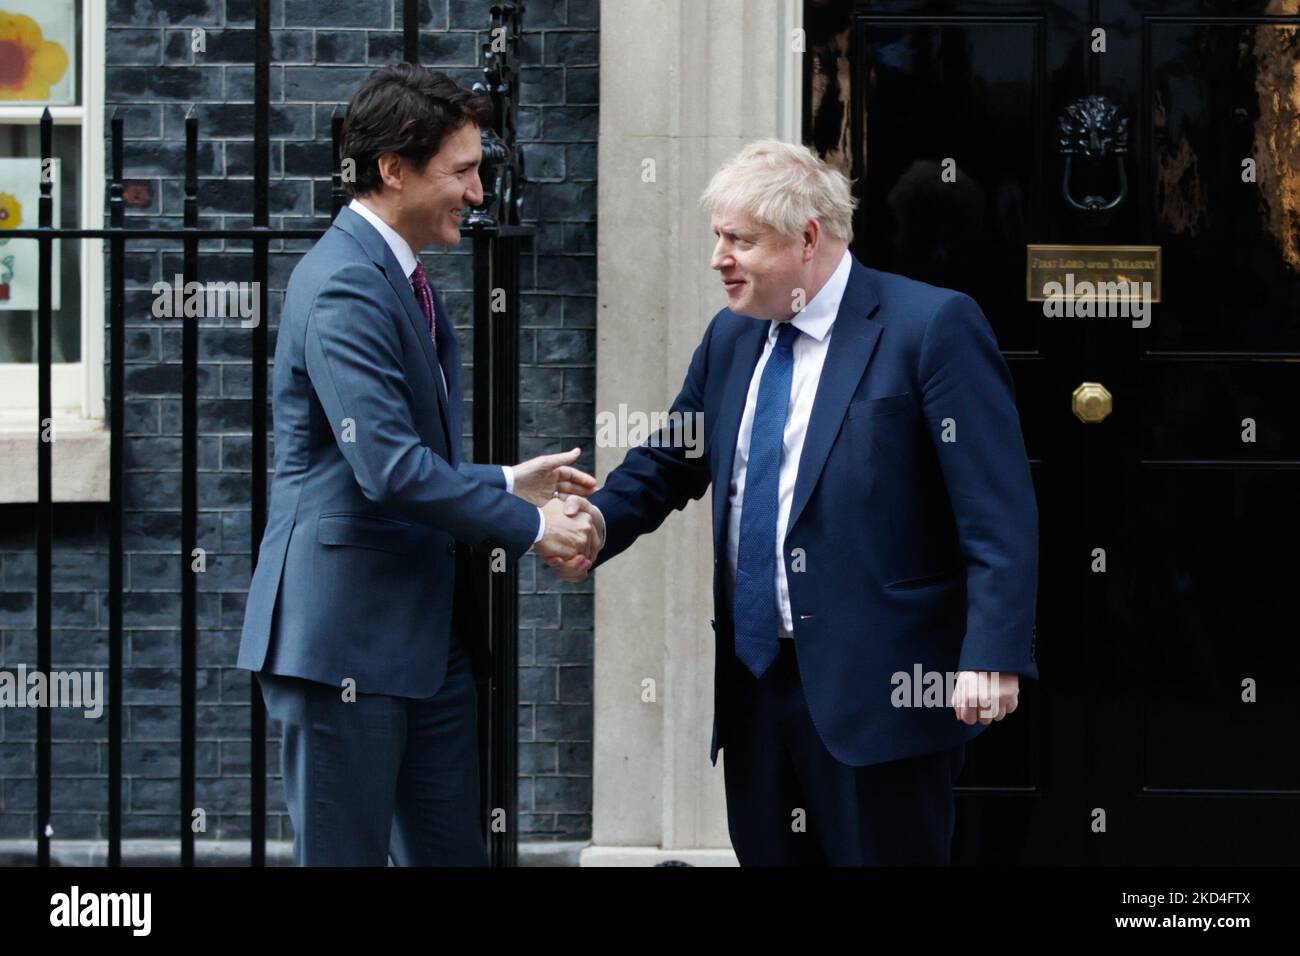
[535,495,600,566]
[545,496,605,582]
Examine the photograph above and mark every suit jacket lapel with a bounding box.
[786,256,883,533]
[331,206,456,455]
[430,283,462,467]
[710,318,770,546]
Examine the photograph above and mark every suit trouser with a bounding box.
[721,638,965,866]
[256,635,487,867]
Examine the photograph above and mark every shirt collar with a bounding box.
[770,248,853,344]
[348,197,419,280]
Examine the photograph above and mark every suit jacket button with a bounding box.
[446,542,456,556]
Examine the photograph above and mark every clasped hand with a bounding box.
[510,447,605,573]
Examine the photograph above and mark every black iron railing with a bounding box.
[7,0,531,867]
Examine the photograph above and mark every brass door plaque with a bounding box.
[1026,244,1162,303]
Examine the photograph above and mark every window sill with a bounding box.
[0,413,110,504]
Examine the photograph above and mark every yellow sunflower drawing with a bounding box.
[0,191,21,244]
[0,11,70,101]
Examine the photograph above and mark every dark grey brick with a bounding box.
[108,104,164,139]
[130,778,178,812]
[48,812,101,839]
[2,778,35,810]
[518,812,555,834]
[163,29,196,65]
[535,628,591,664]
[561,593,593,629]
[520,291,561,329]
[534,775,590,811]
[52,778,109,812]
[566,67,598,104]
[109,0,221,26]
[186,104,314,139]
[559,739,592,775]
[569,0,599,28]
[121,813,180,839]
[389,0,448,30]
[223,65,287,103]
[534,704,591,742]
[520,593,561,629]
[537,329,594,364]
[553,813,592,835]
[272,30,315,63]
[52,592,99,628]
[520,67,565,106]
[47,628,111,667]
[108,67,223,100]
[108,29,164,65]
[542,106,597,142]
[566,143,596,180]
[282,66,378,101]
[558,665,592,703]
[534,181,597,221]
[547,32,598,67]
[521,368,563,402]
[530,401,591,437]
[520,665,557,704]
[0,813,34,838]
[225,0,287,27]
[367,31,480,66]
[0,742,34,775]
[563,295,596,327]
[517,106,542,141]
[563,367,594,402]
[285,0,389,27]
[130,630,180,667]
[1,630,36,667]
[315,30,368,64]
[520,741,557,775]
[523,142,566,182]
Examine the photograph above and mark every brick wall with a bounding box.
[0,0,597,849]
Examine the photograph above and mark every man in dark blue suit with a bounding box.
[236,65,600,865]
[556,141,1038,865]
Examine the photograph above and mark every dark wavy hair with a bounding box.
[340,63,494,197]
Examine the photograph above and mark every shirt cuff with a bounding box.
[588,501,607,548]
[503,465,514,494]
[528,507,546,551]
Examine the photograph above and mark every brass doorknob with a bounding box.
[1072,382,1112,423]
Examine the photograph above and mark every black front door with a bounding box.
[807,0,1300,864]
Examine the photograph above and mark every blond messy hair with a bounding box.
[699,140,858,244]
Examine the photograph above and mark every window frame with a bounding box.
[0,0,106,421]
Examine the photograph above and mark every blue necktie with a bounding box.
[734,321,800,678]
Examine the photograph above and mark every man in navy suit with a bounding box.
[236,65,600,865]
[555,141,1039,865]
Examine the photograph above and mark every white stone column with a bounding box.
[581,0,802,866]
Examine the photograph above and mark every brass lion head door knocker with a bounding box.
[1058,94,1129,213]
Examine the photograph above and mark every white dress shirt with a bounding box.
[726,248,853,638]
[347,199,545,545]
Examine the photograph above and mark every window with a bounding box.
[0,0,105,419]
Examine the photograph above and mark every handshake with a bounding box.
[512,447,605,582]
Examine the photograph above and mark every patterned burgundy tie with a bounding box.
[410,261,436,342]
